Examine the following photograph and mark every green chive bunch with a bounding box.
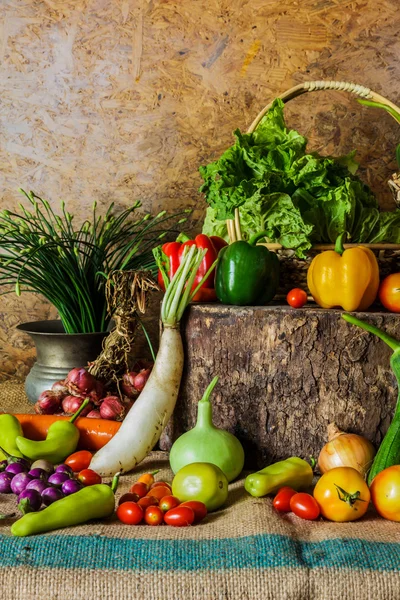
[0,189,189,333]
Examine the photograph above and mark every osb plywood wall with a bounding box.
[0,0,399,379]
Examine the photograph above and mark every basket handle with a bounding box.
[247,80,400,133]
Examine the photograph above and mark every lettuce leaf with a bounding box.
[200,98,400,256]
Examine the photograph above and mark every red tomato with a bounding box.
[370,465,400,522]
[159,495,180,513]
[129,482,149,498]
[147,485,172,500]
[77,468,102,486]
[138,496,159,509]
[273,487,297,513]
[287,288,308,308]
[180,501,208,523]
[145,506,164,526]
[118,492,140,506]
[164,506,195,527]
[290,493,320,520]
[379,273,400,313]
[65,450,93,472]
[150,481,172,491]
[116,502,143,525]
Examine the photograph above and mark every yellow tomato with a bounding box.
[313,467,370,522]
[370,465,400,522]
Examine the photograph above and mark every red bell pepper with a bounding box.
[157,234,227,302]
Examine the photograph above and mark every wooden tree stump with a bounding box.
[160,305,400,469]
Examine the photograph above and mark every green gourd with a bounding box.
[169,377,245,482]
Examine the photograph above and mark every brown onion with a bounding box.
[318,423,376,477]
[62,395,93,416]
[66,368,96,396]
[99,396,125,421]
[34,391,63,415]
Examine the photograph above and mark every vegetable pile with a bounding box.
[201,99,400,257]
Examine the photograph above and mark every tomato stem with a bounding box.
[334,484,366,507]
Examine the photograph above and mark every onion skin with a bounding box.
[34,391,63,415]
[318,423,376,478]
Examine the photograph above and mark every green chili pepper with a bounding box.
[215,232,280,306]
[15,399,90,464]
[0,414,24,460]
[342,313,400,485]
[245,457,313,497]
[11,473,119,537]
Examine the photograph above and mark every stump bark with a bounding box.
[160,304,400,470]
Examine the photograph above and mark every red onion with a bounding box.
[88,380,105,405]
[86,409,102,419]
[133,368,151,392]
[66,368,96,395]
[99,396,125,421]
[51,380,68,394]
[62,395,93,416]
[34,390,63,415]
[131,359,154,372]
[121,372,139,399]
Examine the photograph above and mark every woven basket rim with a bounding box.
[262,242,400,250]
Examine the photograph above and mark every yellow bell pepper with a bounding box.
[307,233,379,311]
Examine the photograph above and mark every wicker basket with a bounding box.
[225,80,400,297]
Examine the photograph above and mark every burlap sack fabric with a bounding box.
[0,384,399,600]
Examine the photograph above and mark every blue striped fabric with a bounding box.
[0,534,399,572]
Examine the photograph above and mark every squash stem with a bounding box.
[195,376,219,429]
[342,313,400,352]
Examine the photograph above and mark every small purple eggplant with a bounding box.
[0,460,7,473]
[42,486,64,506]
[0,472,14,494]
[55,464,74,475]
[28,468,48,481]
[10,472,32,495]
[61,479,82,496]
[26,479,48,495]
[18,488,42,514]
[5,462,27,476]
[47,472,70,487]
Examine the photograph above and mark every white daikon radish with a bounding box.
[90,245,214,476]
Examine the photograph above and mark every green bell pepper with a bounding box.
[215,232,280,306]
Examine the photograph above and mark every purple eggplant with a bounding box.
[42,486,64,506]
[28,468,48,481]
[48,472,70,487]
[5,462,27,476]
[26,479,48,495]
[61,479,82,496]
[0,472,14,493]
[55,464,74,475]
[18,488,42,514]
[0,460,7,472]
[10,472,32,495]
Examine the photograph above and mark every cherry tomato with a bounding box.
[137,470,160,487]
[116,502,143,525]
[144,505,164,526]
[118,492,140,506]
[138,496,159,509]
[147,485,172,500]
[287,288,308,308]
[77,469,102,486]
[273,487,297,513]
[379,273,400,312]
[180,501,208,523]
[164,506,195,527]
[129,482,149,498]
[159,495,180,513]
[65,450,93,472]
[370,465,400,522]
[150,481,172,491]
[313,467,370,522]
[290,493,320,520]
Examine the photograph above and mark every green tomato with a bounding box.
[172,462,228,512]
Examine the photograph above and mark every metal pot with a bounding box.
[17,320,108,403]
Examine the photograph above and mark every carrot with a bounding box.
[13,414,121,452]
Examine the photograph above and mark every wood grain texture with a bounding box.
[160,305,400,468]
[0,0,399,376]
